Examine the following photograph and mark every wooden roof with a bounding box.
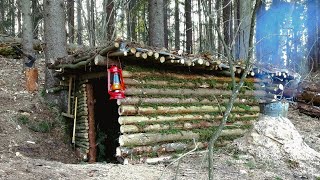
[48,40,300,82]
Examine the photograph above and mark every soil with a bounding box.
[0,57,319,180]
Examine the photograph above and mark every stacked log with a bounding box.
[294,81,320,118]
[74,82,90,157]
[115,68,263,162]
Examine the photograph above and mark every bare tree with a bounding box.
[174,0,180,50]
[77,0,83,45]
[67,0,75,43]
[164,0,169,49]
[201,0,262,179]
[148,0,165,48]
[185,0,193,53]
[104,0,115,41]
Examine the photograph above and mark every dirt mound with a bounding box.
[234,115,320,178]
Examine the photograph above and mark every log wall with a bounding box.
[115,67,264,163]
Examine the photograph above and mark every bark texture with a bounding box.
[21,0,34,65]
[148,0,165,48]
[43,0,68,107]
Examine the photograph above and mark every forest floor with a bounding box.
[0,57,319,180]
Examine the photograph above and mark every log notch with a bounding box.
[86,83,97,163]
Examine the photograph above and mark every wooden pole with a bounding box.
[72,97,78,144]
[86,83,96,163]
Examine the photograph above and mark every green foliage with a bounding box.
[274,177,283,180]
[28,121,53,133]
[17,115,29,125]
[245,160,256,169]
[40,88,46,97]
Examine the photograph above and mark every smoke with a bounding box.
[255,0,317,74]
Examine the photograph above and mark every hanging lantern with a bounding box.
[107,65,125,99]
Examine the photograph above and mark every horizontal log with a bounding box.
[118,113,259,125]
[118,131,199,146]
[300,90,320,106]
[99,42,120,56]
[124,78,263,90]
[118,105,260,116]
[297,102,320,117]
[116,142,208,157]
[125,87,266,97]
[122,70,267,83]
[120,120,254,133]
[117,96,259,106]
[118,129,246,147]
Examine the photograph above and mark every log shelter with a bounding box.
[48,40,300,164]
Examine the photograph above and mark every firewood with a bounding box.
[297,102,320,118]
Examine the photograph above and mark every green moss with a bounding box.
[159,128,182,135]
[17,115,29,125]
[238,104,251,111]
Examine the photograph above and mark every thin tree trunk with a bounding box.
[207,0,261,179]
[90,0,95,46]
[105,0,115,40]
[9,0,15,36]
[198,0,202,52]
[223,0,231,57]
[77,0,83,45]
[174,0,180,50]
[127,0,136,41]
[0,0,5,34]
[67,0,75,43]
[185,0,192,53]
[164,0,168,49]
[215,0,222,57]
[17,0,21,37]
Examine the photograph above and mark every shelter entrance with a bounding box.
[91,78,120,162]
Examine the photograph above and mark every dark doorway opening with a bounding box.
[91,78,120,162]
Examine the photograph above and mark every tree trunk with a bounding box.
[67,0,75,43]
[148,0,165,48]
[185,0,192,54]
[223,0,231,56]
[17,0,22,37]
[198,0,202,52]
[43,0,68,107]
[0,0,5,34]
[77,0,83,45]
[22,0,34,66]
[174,0,180,50]
[163,0,168,49]
[127,0,136,41]
[86,83,96,163]
[105,0,115,40]
[238,0,252,59]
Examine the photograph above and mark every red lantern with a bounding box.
[107,65,125,99]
